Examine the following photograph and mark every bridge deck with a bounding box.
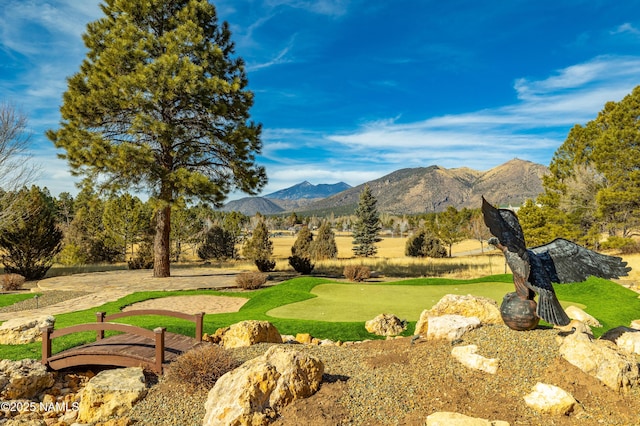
[46,332,201,372]
[41,309,205,373]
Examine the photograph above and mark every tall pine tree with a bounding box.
[352,185,381,257]
[47,0,266,277]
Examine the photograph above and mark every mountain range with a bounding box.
[220,158,548,216]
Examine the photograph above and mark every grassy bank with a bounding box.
[2,274,638,361]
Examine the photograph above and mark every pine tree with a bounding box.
[352,185,381,257]
[242,220,275,272]
[47,0,266,277]
[288,225,314,274]
[311,221,338,260]
[0,186,63,280]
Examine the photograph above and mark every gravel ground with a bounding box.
[0,291,91,313]
[129,325,640,426]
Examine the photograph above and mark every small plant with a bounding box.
[288,255,314,274]
[1,273,26,291]
[344,264,371,282]
[255,259,276,272]
[236,271,268,289]
[128,241,154,270]
[165,344,240,390]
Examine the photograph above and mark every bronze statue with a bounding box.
[482,197,630,330]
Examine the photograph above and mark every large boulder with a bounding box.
[0,315,55,345]
[203,345,324,425]
[426,294,502,324]
[220,320,282,349]
[0,359,55,399]
[523,382,576,415]
[365,313,407,336]
[565,306,601,327]
[451,344,499,374]
[77,367,147,424]
[426,411,510,425]
[416,314,481,341]
[631,319,640,330]
[558,323,639,392]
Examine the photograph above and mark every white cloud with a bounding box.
[321,55,640,171]
[611,23,640,36]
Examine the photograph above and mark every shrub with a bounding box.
[128,241,154,270]
[288,255,314,274]
[198,225,236,261]
[255,259,276,272]
[344,264,371,282]
[1,273,26,291]
[165,344,240,390]
[601,236,640,254]
[236,271,268,289]
[405,230,447,258]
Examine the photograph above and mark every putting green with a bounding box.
[266,282,586,322]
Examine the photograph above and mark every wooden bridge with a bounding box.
[41,309,204,373]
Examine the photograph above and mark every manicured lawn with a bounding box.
[0,292,42,308]
[1,274,638,361]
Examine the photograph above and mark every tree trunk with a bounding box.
[154,204,171,277]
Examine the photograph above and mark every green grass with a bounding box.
[0,292,42,308]
[1,274,638,361]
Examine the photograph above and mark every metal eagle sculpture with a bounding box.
[481,197,630,330]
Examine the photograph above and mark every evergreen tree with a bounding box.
[103,193,149,258]
[47,0,266,277]
[311,221,338,260]
[0,186,63,280]
[540,85,640,241]
[352,185,381,257]
[288,225,314,273]
[405,229,447,258]
[198,225,236,261]
[242,220,275,272]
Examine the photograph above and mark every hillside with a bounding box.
[221,159,548,215]
[302,158,547,214]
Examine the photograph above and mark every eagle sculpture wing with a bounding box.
[481,197,527,257]
[529,238,630,283]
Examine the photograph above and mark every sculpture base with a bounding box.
[500,292,540,331]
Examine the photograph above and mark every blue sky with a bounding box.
[1,1,640,200]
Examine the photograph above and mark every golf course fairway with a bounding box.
[266,282,585,322]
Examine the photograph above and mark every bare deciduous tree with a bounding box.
[0,102,38,226]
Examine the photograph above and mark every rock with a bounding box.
[420,314,481,341]
[204,326,229,344]
[523,382,576,415]
[0,359,55,400]
[203,345,324,426]
[295,333,313,344]
[0,315,55,345]
[565,306,602,327]
[220,320,282,349]
[77,367,147,424]
[631,319,640,330]
[426,411,510,425]
[365,313,407,336]
[558,324,639,392]
[601,326,640,355]
[425,294,502,325]
[451,344,499,374]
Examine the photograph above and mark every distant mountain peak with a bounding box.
[265,181,352,200]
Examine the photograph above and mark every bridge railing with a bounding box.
[40,309,205,373]
[95,309,204,342]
